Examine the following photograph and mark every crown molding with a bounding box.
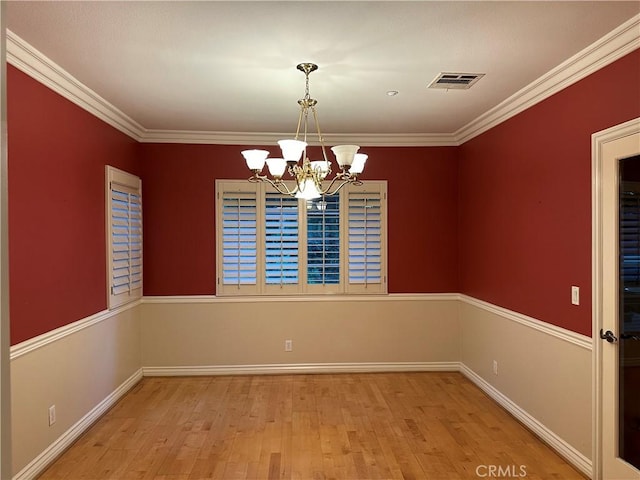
[456,13,640,144]
[6,13,640,147]
[6,30,145,141]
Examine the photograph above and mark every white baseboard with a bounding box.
[12,368,143,480]
[143,361,461,376]
[459,363,592,479]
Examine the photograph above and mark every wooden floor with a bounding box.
[38,372,586,480]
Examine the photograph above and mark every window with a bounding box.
[347,189,384,292]
[216,180,387,296]
[265,193,299,286]
[219,184,258,294]
[106,166,142,308]
[307,194,340,286]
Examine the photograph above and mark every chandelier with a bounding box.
[241,63,367,200]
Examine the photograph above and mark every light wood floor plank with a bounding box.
[37,373,586,480]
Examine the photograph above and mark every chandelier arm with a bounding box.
[318,173,340,195]
[273,180,297,196]
[319,172,351,196]
[289,164,305,194]
[321,177,355,197]
[294,104,305,141]
[249,172,290,186]
[311,106,330,169]
[253,174,297,196]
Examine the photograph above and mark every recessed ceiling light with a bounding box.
[386,90,399,96]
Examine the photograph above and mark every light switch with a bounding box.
[571,286,580,306]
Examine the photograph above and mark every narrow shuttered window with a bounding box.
[346,183,386,293]
[265,193,299,287]
[348,190,383,287]
[110,188,142,294]
[218,185,259,294]
[106,166,142,309]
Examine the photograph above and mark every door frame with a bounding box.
[593,117,640,480]
[0,3,10,478]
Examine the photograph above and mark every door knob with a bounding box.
[599,329,618,343]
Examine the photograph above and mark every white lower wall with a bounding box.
[459,296,593,475]
[140,294,461,373]
[9,293,594,479]
[10,302,142,478]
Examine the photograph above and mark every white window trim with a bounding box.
[106,166,142,309]
[215,179,387,296]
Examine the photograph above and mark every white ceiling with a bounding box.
[5,1,640,144]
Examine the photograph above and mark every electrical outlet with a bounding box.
[48,405,56,426]
[492,360,498,376]
[285,339,293,352]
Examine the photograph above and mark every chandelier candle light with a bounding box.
[242,63,367,200]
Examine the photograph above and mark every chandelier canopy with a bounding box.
[242,63,367,200]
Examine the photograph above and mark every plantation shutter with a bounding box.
[307,195,341,288]
[217,182,259,295]
[264,193,300,291]
[107,167,142,309]
[215,179,387,296]
[347,184,387,293]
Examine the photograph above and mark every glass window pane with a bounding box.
[265,194,299,285]
[307,195,340,284]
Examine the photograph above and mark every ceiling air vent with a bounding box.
[428,72,485,90]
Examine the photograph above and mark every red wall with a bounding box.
[139,144,459,295]
[8,66,139,345]
[458,49,640,336]
[8,48,639,344]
